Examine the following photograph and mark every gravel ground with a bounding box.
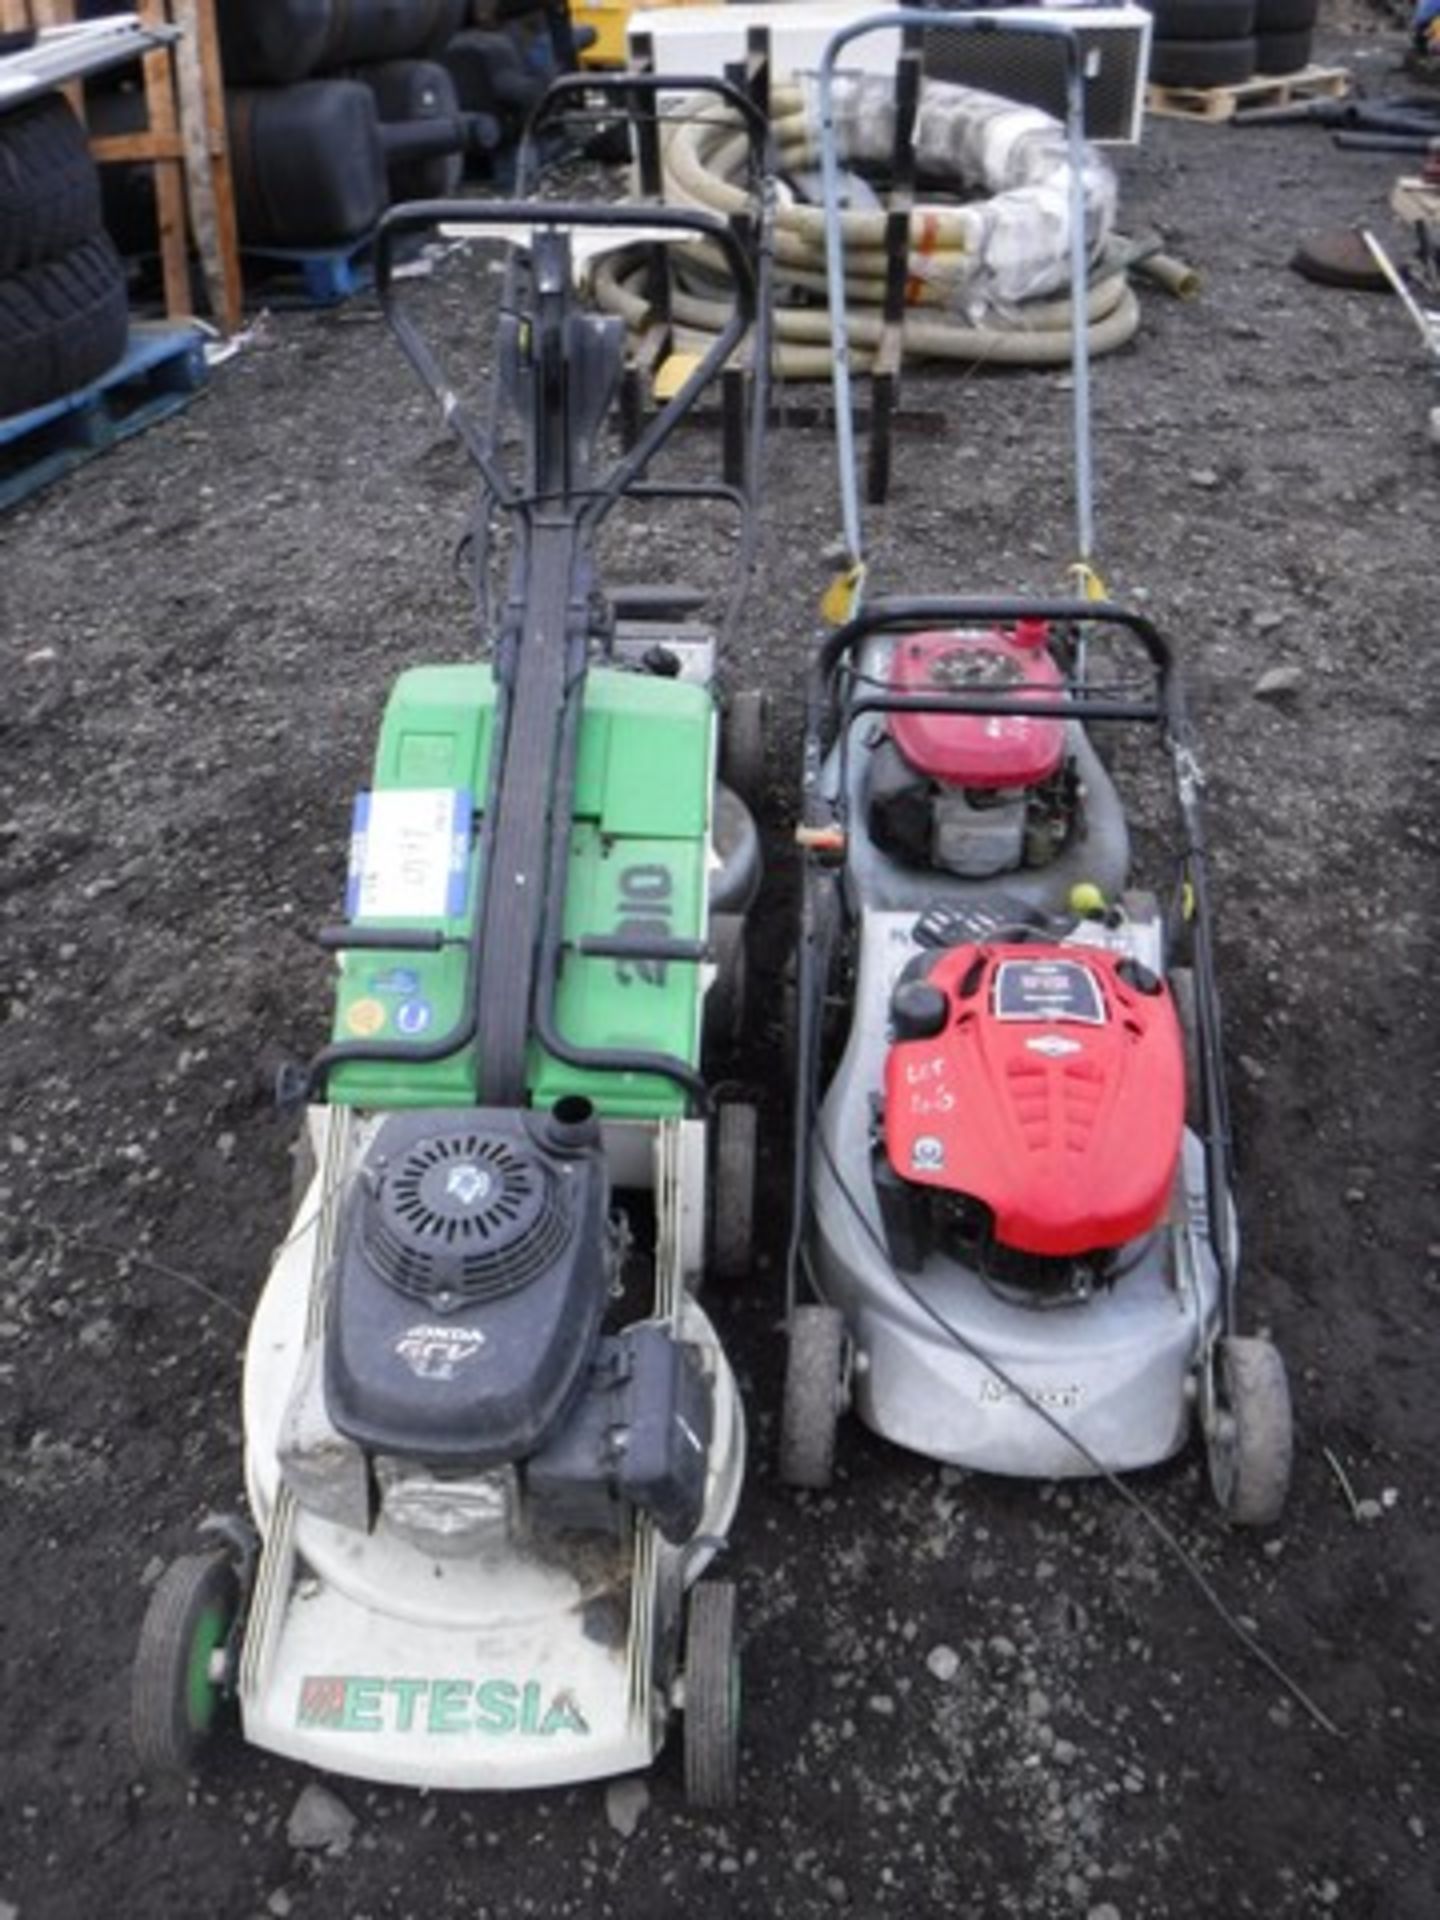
[2,14,1437,1919]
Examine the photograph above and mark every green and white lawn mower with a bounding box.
[133,77,774,1805]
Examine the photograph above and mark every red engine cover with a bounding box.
[888,625,1066,791]
[884,944,1185,1257]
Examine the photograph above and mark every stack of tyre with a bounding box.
[1145,0,1318,92]
[86,0,489,255]
[439,2,574,168]
[0,94,129,421]
[212,0,478,248]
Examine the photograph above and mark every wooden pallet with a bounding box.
[1147,64,1351,124]
[1392,175,1440,231]
[0,323,207,512]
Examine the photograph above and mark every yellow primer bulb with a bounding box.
[1069,882,1106,918]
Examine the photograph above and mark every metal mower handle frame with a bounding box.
[373,197,758,522]
[816,595,1181,735]
[516,69,775,166]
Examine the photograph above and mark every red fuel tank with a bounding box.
[887,626,1066,791]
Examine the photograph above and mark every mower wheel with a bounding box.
[683,1580,740,1809]
[709,784,761,917]
[780,1304,847,1490]
[703,913,748,1055]
[721,689,766,809]
[132,1549,239,1775]
[1168,966,1204,1133]
[711,1102,757,1282]
[1207,1335,1293,1527]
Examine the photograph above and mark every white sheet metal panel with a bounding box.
[628,0,1151,144]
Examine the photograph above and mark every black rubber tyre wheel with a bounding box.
[1149,35,1257,87]
[1168,967,1205,1134]
[711,1102,757,1282]
[1255,0,1317,31]
[354,58,464,201]
[708,784,761,917]
[683,1581,740,1809]
[1145,0,1255,40]
[0,231,129,419]
[703,912,748,1056]
[1255,27,1313,72]
[720,689,766,810]
[132,1551,240,1775]
[0,93,103,277]
[780,1304,846,1490]
[1207,1336,1293,1527]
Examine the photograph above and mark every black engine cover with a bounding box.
[325,1107,608,1466]
[526,1325,713,1545]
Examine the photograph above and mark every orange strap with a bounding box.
[905,211,941,306]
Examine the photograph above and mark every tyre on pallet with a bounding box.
[1149,35,1258,88]
[683,1580,740,1809]
[443,28,546,139]
[132,1550,240,1774]
[1145,0,1255,39]
[353,59,465,201]
[218,0,468,88]
[228,82,390,247]
[1206,1335,1293,1527]
[780,1303,847,1490]
[0,231,128,420]
[1255,0,1318,30]
[1255,28,1313,72]
[0,92,103,278]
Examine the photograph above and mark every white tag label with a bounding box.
[347,789,470,922]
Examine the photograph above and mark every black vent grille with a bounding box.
[362,1130,572,1309]
[927,644,1026,691]
[919,23,1145,144]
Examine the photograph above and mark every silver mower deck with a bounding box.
[810,907,1223,1477]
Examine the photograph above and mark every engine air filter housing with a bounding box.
[363,1127,570,1312]
[325,1107,610,1465]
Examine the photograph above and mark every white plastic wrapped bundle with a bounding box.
[793,71,1118,316]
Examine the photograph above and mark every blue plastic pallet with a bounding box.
[0,323,208,513]
[240,220,442,308]
[241,233,380,308]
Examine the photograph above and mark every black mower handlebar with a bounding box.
[373,196,756,320]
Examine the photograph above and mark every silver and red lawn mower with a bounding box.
[780,10,1292,1521]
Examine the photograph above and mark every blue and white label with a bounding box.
[370,967,422,998]
[347,789,471,922]
[396,998,433,1036]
